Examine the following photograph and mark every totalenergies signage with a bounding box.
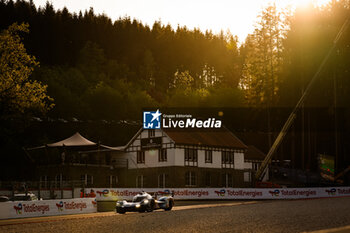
[0,198,97,220]
[87,187,350,201]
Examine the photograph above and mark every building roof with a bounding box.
[245,145,266,161]
[163,128,247,149]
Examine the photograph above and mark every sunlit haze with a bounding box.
[33,0,330,41]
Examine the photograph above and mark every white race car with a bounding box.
[116,191,174,214]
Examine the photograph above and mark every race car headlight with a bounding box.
[116,202,121,207]
[143,199,149,204]
[136,204,141,208]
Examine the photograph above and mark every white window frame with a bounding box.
[185,148,198,166]
[137,151,145,164]
[158,173,167,188]
[205,150,213,163]
[222,151,234,168]
[185,171,197,187]
[159,148,167,162]
[136,175,144,188]
[109,175,118,188]
[223,173,233,188]
[244,171,251,182]
[40,175,48,189]
[81,174,93,186]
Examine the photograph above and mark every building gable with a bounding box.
[124,128,175,152]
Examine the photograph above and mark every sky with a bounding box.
[32,0,331,42]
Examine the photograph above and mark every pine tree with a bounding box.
[241,4,285,106]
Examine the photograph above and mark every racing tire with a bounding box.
[146,200,155,212]
[116,207,126,214]
[165,200,173,211]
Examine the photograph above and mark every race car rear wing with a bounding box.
[153,191,174,198]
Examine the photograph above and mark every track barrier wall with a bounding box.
[0,198,97,220]
[84,187,350,201]
[1,187,349,219]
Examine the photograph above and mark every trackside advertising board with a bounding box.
[85,187,350,201]
[0,198,97,220]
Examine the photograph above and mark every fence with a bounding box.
[0,180,86,200]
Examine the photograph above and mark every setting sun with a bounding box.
[277,0,331,8]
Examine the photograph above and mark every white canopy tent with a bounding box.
[45,132,97,147]
[27,132,113,150]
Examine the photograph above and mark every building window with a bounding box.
[205,172,211,187]
[40,175,48,189]
[54,174,67,188]
[222,173,233,187]
[185,171,196,186]
[185,148,198,166]
[86,174,92,186]
[158,173,168,188]
[81,174,93,186]
[222,151,234,168]
[253,163,259,171]
[159,148,167,162]
[55,174,61,187]
[244,172,251,182]
[205,150,212,163]
[136,175,144,188]
[148,129,155,138]
[108,175,118,188]
[137,151,145,164]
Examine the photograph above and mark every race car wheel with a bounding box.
[146,200,155,212]
[116,207,126,214]
[165,200,173,211]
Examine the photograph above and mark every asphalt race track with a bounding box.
[1,197,350,233]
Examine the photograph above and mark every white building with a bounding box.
[115,127,268,188]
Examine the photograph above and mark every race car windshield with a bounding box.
[133,196,145,202]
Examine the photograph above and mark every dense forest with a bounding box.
[0,0,349,180]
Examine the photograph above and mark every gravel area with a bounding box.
[1,197,350,233]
